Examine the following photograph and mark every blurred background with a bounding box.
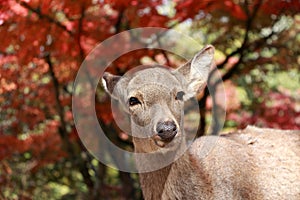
[0,0,299,199]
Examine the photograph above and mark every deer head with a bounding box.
[102,45,214,153]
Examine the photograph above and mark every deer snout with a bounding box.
[156,121,177,142]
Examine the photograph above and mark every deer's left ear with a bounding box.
[176,45,214,100]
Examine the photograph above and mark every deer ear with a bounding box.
[102,72,121,99]
[176,45,214,100]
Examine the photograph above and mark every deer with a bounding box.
[102,45,300,200]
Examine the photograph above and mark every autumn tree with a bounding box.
[0,0,299,199]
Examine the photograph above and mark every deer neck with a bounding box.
[137,151,196,199]
[131,121,201,199]
[138,163,172,200]
[133,134,194,199]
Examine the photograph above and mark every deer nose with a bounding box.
[156,120,177,141]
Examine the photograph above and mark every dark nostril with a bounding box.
[156,120,177,141]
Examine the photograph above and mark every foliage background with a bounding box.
[0,0,299,199]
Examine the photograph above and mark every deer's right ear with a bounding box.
[102,72,121,99]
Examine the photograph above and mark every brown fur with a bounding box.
[102,45,300,199]
[138,127,300,200]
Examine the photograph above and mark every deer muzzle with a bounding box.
[153,120,178,147]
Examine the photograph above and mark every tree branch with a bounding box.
[216,0,262,71]
[46,54,69,142]
[198,1,263,136]
[212,0,263,83]
[20,1,73,35]
[47,53,97,196]
[115,9,125,33]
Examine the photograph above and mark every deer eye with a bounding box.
[175,91,185,101]
[129,97,141,106]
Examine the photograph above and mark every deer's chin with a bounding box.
[152,133,180,148]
